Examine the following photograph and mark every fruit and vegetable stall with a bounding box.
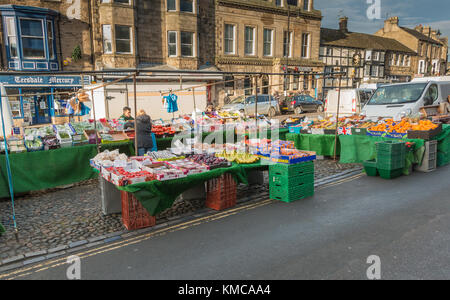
[90,139,317,230]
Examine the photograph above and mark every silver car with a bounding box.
[221,94,280,117]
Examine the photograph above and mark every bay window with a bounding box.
[1,6,59,71]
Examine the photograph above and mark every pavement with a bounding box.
[2,165,449,280]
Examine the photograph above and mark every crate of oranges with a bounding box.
[407,121,442,140]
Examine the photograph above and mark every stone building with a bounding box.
[0,0,325,121]
[320,17,416,95]
[375,17,448,78]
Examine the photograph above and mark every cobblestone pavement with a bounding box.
[0,159,361,262]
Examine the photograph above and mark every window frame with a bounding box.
[19,17,46,60]
[5,17,19,59]
[114,25,133,54]
[283,31,293,58]
[301,33,310,58]
[167,31,178,57]
[224,24,236,55]
[180,31,194,57]
[102,24,113,54]
[244,26,256,56]
[263,28,274,57]
[180,0,194,13]
[167,0,176,11]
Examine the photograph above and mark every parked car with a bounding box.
[324,88,375,116]
[362,81,450,118]
[221,94,280,117]
[281,94,324,114]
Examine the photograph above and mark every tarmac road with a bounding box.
[2,165,450,280]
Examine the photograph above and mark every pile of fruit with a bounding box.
[369,119,439,133]
[216,151,260,164]
[146,150,181,161]
[152,125,176,137]
[187,154,230,169]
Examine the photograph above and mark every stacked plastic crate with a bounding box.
[269,161,315,203]
[415,140,438,172]
[376,141,406,179]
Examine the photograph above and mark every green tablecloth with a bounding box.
[118,162,266,216]
[0,144,99,198]
[436,124,450,167]
[286,133,340,156]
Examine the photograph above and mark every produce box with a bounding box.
[289,125,303,134]
[261,150,316,164]
[311,128,324,135]
[351,127,368,136]
[269,173,314,188]
[84,130,102,144]
[24,137,44,152]
[407,123,442,140]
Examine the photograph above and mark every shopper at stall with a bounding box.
[136,109,154,156]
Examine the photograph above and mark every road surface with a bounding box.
[2,166,450,280]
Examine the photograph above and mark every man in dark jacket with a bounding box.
[136,110,153,156]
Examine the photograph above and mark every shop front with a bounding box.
[0,75,87,126]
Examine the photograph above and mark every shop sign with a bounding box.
[0,75,83,86]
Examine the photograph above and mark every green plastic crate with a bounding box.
[269,172,315,188]
[378,168,403,179]
[270,183,315,203]
[363,160,378,177]
[269,161,314,178]
[376,158,405,170]
[375,141,406,153]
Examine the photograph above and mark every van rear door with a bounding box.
[325,89,358,116]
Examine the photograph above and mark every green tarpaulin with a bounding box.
[118,162,266,216]
[0,223,5,235]
[286,133,340,156]
[436,124,450,167]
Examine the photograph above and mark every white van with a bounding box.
[361,81,450,118]
[325,88,374,116]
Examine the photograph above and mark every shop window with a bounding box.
[293,74,299,90]
[115,25,133,54]
[225,76,235,95]
[168,31,177,57]
[262,76,269,95]
[6,88,21,118]
[244,76,252,96]
[303,76,309,90]
[181,32,194,57]
[287,0,298,6]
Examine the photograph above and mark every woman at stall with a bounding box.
[136,109,154,156]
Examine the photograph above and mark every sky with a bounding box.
[315,0,450,42]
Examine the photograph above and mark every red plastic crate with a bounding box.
[205,173,237,211]
[121,191,156,230]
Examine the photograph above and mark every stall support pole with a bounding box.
[255,75,259,129]
[133,73,138,156]
[0,91,19,241]
[192,87,197,113]
[333,75,342,162]
[91,89,100,154]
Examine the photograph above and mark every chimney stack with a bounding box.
[339,16,348,33]
[384,16,399,32]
